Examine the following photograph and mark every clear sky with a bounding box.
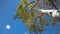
[0,0,60,34]
[0,0,28,34]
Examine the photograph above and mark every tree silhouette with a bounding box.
[14,0,60,34]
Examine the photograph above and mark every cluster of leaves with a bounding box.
[44,0,59,5]
[14,0,59,34]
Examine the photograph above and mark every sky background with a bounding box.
[0,0,60,34]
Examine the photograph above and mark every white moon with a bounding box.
[25,32,27,34]
[6,25,11,30]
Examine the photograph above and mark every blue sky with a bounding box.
[0,0,28,34]
[0,0,60,34]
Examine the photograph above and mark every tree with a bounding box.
[14,0,60,34]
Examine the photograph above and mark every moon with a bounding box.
[6,25,11,30]
[25,32,27,34]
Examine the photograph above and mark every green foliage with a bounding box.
[17,4,22,10]
[14,0,60,34]
[44,0,58,5]
[38,26,45,33]
[21,0,24,5]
